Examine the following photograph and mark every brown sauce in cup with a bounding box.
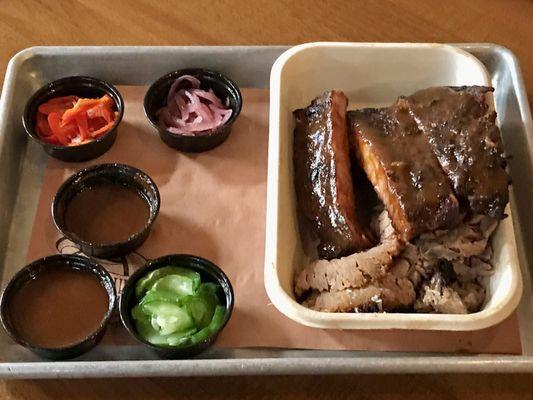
[64,184,150,245]
[8,267,109,348]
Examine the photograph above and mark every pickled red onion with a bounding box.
[156,75,232,135]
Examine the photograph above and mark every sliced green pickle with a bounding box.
[141,301,194,335]
[165,328,197,347]
[181,283,220,329]
[139,287,178,305]
[135,266,201,299]
[199,282,219,293]
[132,304,168,346]
[189,305,226,345]
[131,266,227,348]
[151,274,196,298]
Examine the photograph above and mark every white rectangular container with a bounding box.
[265,42,523,331]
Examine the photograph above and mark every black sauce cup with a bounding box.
[0,254,116,360]
[144,68,242,152]
[52,163,160,259]
[22,76,124,162]
[119,254,234,359]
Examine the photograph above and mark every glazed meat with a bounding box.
[294,86,506,315]
[403,86,510,219]
[348,103,460,242]
[293,90,374,259]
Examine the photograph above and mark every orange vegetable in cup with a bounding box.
[35,95,117,146]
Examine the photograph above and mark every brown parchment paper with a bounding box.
[26,86,522,354]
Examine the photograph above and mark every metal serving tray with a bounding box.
[0,44,532,378]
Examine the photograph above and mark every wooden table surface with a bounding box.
[1,0,532,398]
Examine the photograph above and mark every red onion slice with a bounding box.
[157,75,233,135]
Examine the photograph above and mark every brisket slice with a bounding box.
[294,210,402,297]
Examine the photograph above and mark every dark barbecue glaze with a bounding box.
[403,86,510,219]
[348,103,460,242]
[293,90,375,260]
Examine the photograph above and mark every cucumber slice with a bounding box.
[152,274,196,298]
[132,305,168,346]
[136,320,168,346]
[139,287,178,305]
[135,266,201,299]
[181,283,221,329]
[142,301,194,335]
[165,328,197,347]
[199,282,220,295]
[189,305,227,345]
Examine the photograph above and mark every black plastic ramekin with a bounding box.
[144,68,242,152]
[52,163,160,259]
[0,254,116,360]
[119,254,234,359]
[22,75,124,162]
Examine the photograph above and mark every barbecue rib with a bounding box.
[348,103,460,242]
[293,91,375,259]
[403,86,510,219]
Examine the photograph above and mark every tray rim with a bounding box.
[1,355,533,378]
[0,43,532,378]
